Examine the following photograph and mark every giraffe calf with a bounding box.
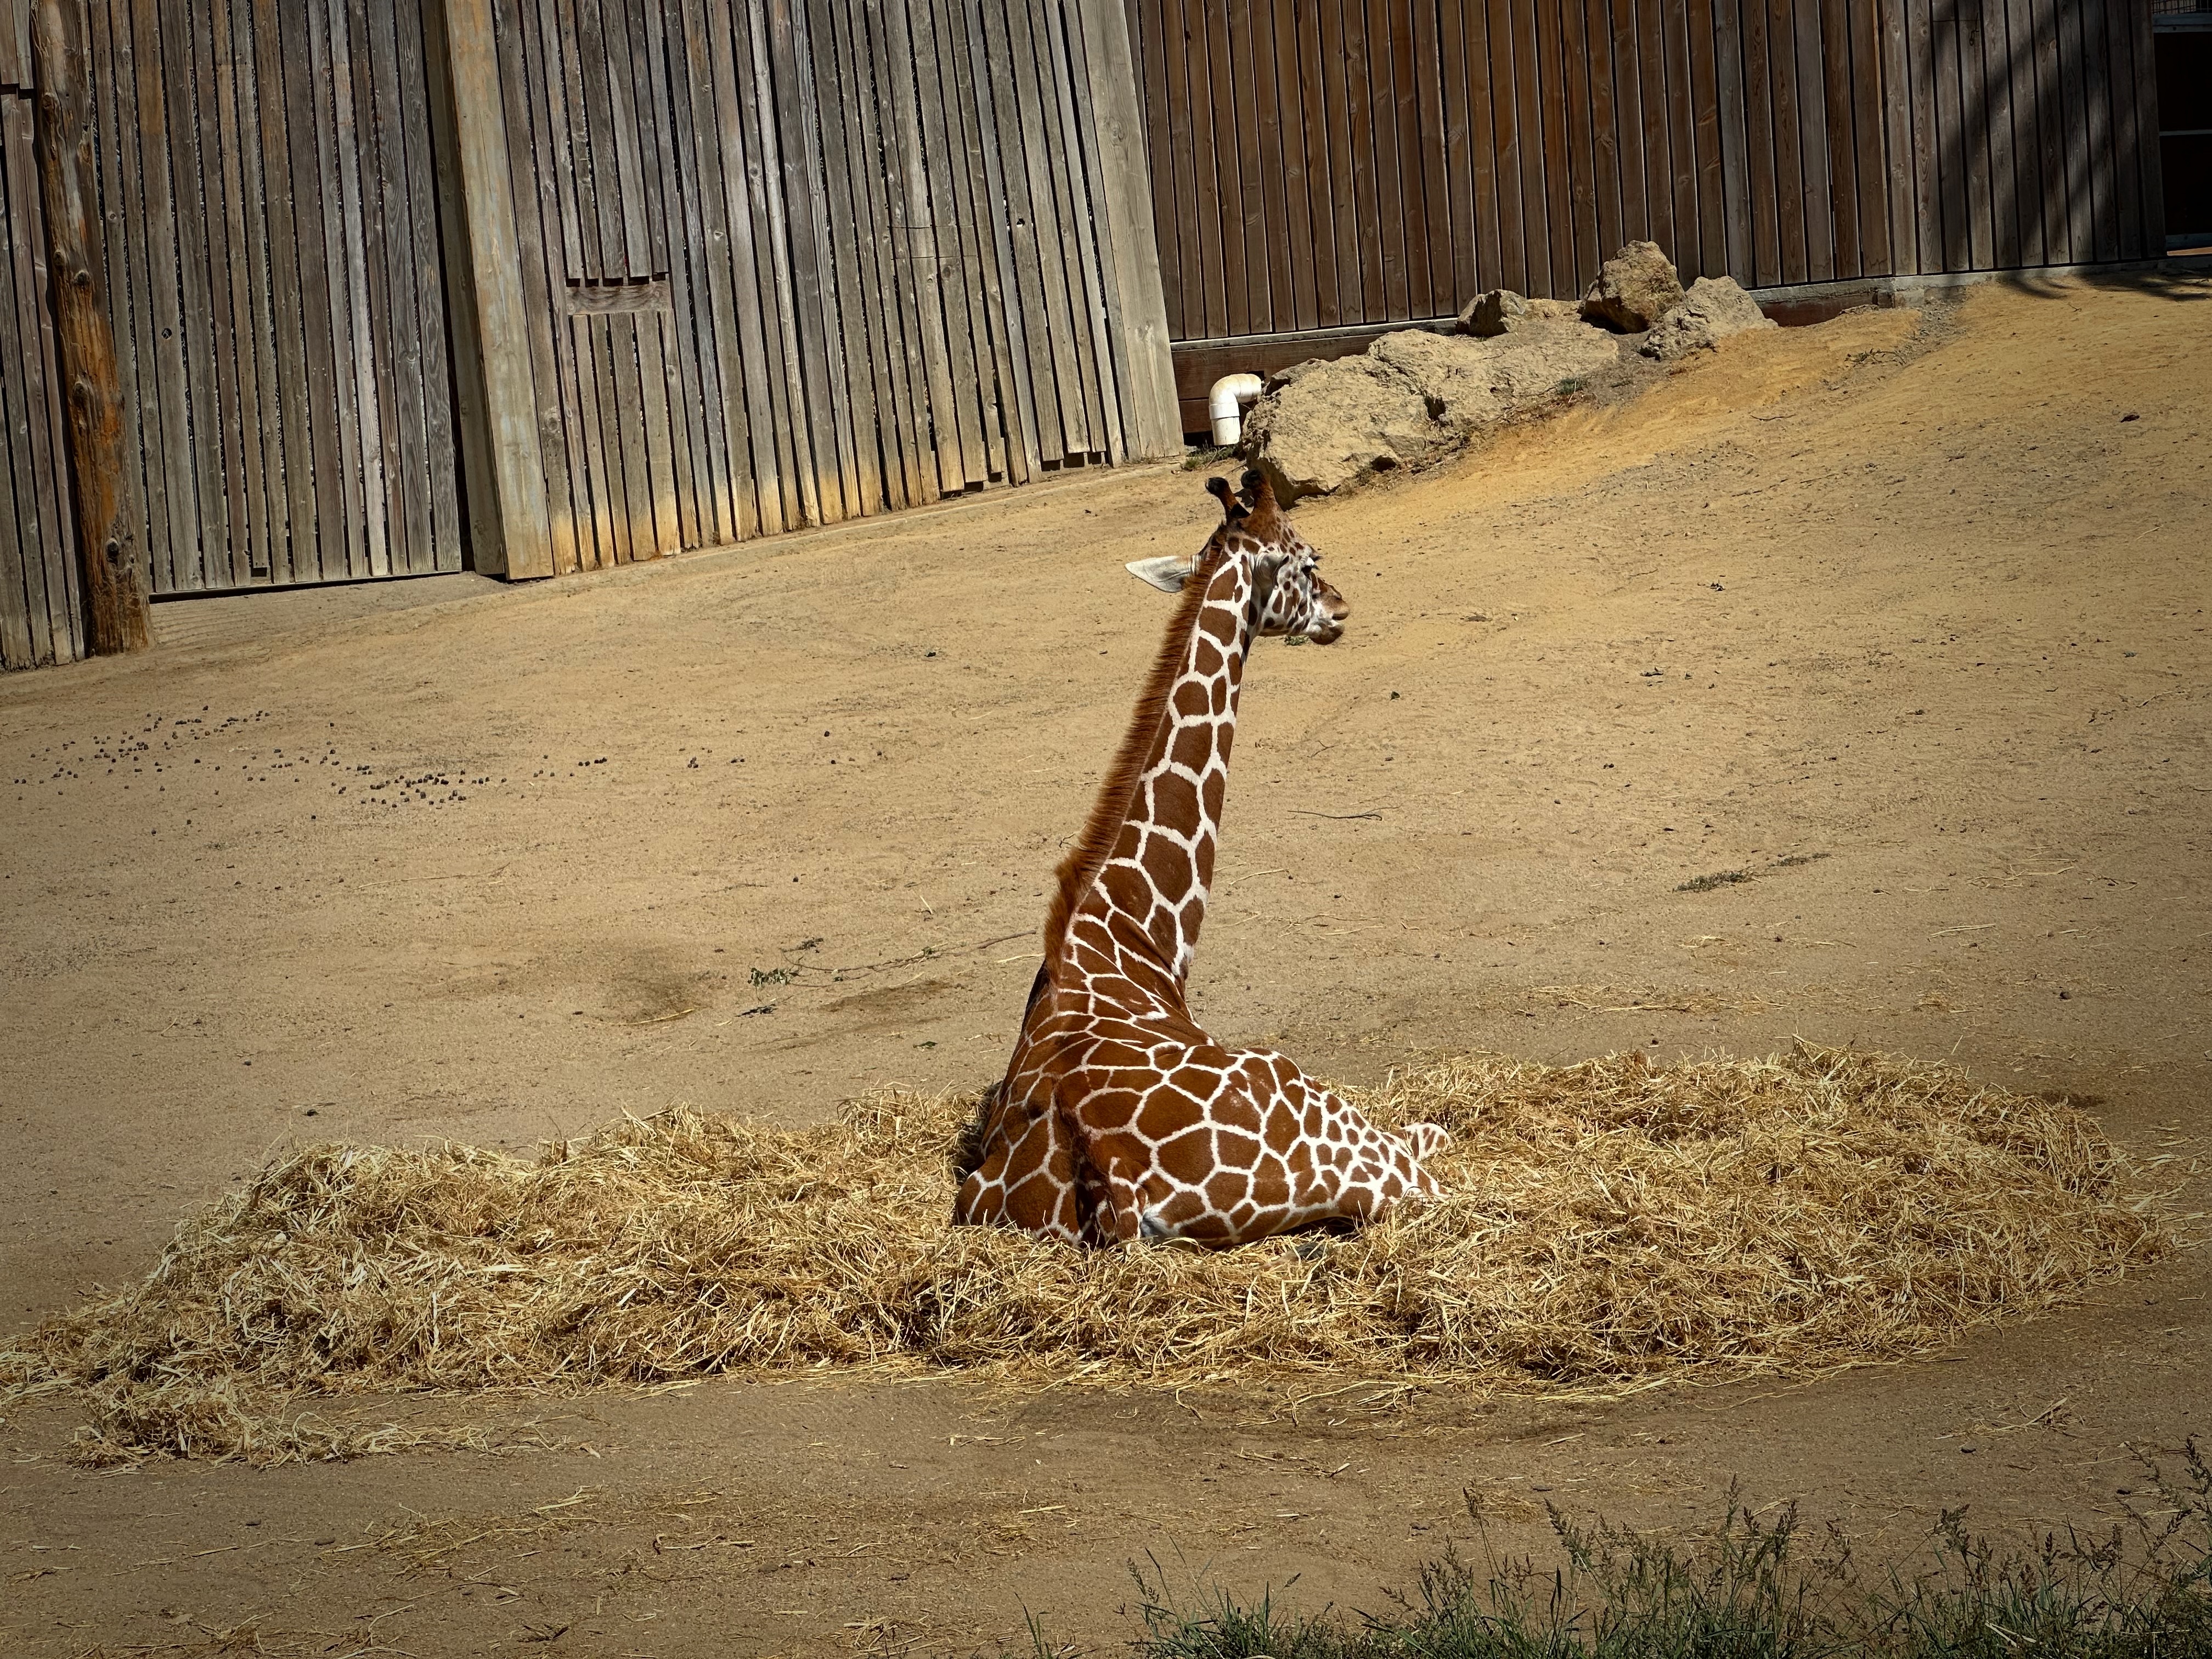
[955,472,1449,1248]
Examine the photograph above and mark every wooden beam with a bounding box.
[29,0,147,654]
[424,0,552,579]
[1074,0,1182,460]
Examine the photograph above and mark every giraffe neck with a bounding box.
[1053,547,1256,1000]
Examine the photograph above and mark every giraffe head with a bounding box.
[1127,472,1348,646]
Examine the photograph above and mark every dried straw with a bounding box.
[0,1045,2177,1466]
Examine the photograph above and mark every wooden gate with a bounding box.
[0,5,81,669]
[83,0,463,594]
[470,0,1181,575]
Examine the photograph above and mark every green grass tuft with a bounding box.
[1114,1442,2212,1659]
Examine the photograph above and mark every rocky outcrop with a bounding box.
[1640,275,1777,360]
[1581,240,1685,332]
[1244,320,1626,504]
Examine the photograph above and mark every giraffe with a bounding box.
[953,471,1449,1248]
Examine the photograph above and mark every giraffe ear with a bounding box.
[1125,556,1191,594]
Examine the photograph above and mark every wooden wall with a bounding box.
[475,0,1181,577]
[79,0,465,595]
[0,3,83,670]
[1129,0,2168,349]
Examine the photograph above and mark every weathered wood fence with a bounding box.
[1130,0,2169,425]
[444,0,1178,579]
[0,4,80,668]
[86,0,466,596]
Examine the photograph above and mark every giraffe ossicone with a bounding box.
[953,470,1449,1248]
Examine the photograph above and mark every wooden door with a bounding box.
[84,0,462,594]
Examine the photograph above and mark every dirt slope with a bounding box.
[2,272,2207,1657]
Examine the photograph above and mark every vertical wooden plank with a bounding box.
[1246,0,1290,331]
[1635,0,1675,264]
[2053,0,2091,264]
[1820,0,1863,278]
[670,0,747,536]
[1487,0,1527,294]
[1318,0,1359,320]
[210,0,274,579]
[740,0,820,521]
[0,137,36,665]
[1199,0,1248,332]
[1272,0,1319,329]
[802,0,884,509]
[1792,0,1835,280]
[1847,0,1895,273]
[898,0,981,488]
[1583,0,1624,269]
[2074,0,2123,263]
[508,0,590,572]
[2098,0,2143,258]
[1964,0,1999,267]
[2125,0,2164,257]
[2,96,59,656]
[1398,0,1446,318]
[1000,0,1092,457]
[245,0,309,581]
[1875,0,1918,275]
[1606,0,1647,256]
[1437,0,1477,303]
[1999,0,2043,267]
[1510,0,1553,296]
[275,0,342,580]
[960,0,1038,477]
[1713,0,1754,278]
[1163,0,1208,336]
[1232,0,1276,330]
[1359,0,1403,318]
[1685,0,1726,278]
[331,0,391,573]
[428,0,555,576]
[1931,0,1967,269]
[1661,0,1700,274]
[359,0,434,573]
[1136,0,1183,338]
[1982,0,2023,267]
[875,0,960,490]
[1906,0,1942,270]
[1555,0,1597,290]
[703,0,782,531]
[932,0,1008,480]
[1033,0,1113,456]
[393,0,459,569]
[160,0,228,585]
[1537,0,1579,294]
[1738,0,1782,283]
[636,0,709,545]
[2026,0,2052,266]
[1765,0,1807,279]
[90,0,168,600]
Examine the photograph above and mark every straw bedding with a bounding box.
[0,1045,2178,1465]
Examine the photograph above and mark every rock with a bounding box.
[1457,288,1527,337]
[1240,353,1450,504]
[1581,240,1685,331]
[1244,321,1627,500]
[1639,275,1777,360]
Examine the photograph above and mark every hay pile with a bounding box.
[0,1045,2179,1465]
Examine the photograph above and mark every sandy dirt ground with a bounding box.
[3,272,2208,1657]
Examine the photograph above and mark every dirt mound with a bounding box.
[1,1046,2174,1467]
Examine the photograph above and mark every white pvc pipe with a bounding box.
[1208,372,1265,447]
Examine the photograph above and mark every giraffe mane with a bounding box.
[1043,529,1233,970]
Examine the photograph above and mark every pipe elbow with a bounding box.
[1207,372,1265,447]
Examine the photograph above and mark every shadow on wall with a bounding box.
[1911,0,2168,283]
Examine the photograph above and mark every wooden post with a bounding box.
[422,0,552,580]
[29,0,149,654]
[1074,0,1181,460]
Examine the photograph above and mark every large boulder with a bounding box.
[1581,240,1685,332]
[1640,275,1778,360]
[1240,353,1450,503]
[1245,320,1627,501]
